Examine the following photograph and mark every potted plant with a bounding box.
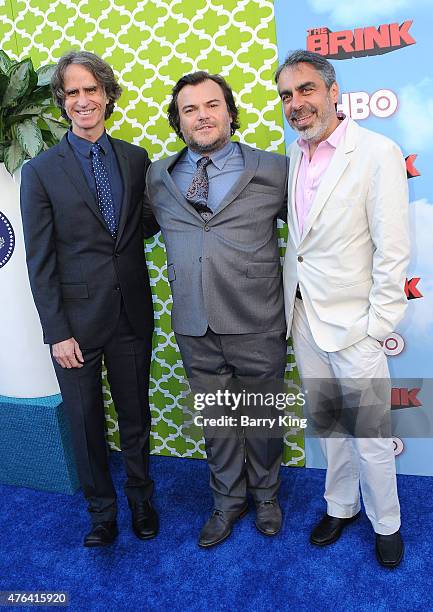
[0,50,67,173]
[0,50,68,397]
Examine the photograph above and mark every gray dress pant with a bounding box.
[175,327,287,511]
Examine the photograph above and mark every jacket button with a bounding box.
[115,284,120,290]
[199,257,202,262]
[297,255,303,262]
[204,225,210,232]
[114,252,120,258]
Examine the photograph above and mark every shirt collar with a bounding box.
[297,114,349,156]
[67,129,110,157]
[187,140,236,171]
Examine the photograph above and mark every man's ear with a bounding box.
[330,81,339,105]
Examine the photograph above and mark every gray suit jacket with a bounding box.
[147,142,289,336]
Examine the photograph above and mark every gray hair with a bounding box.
[51,51,122,122]
[275,49,336,89]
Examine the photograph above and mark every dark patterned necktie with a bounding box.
[90,143,118,237]
[186,156,213,219]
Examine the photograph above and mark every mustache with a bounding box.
[290,104,316,121]
[195,121,216,130]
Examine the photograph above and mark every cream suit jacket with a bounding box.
[283,118,410,352]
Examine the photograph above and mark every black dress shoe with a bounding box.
[376,530,404,568]
[310,512,360,546]
[198,504,248,548]
[130,500,159,540]
[255,499,282,536]
[84,521,118,547]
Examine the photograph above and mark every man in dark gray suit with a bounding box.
[21,51,159,547]
[147,71,289,547]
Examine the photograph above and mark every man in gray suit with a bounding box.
[147,71,289,547]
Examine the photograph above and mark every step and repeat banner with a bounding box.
[0,0,304,466]
[2,0,431,475]
[274,0,433,475]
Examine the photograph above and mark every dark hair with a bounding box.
[275,49,336,89]
[167,71,240,140]
[51,51,122,122]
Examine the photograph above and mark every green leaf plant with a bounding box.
[0,50,68,175]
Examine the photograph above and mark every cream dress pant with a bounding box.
[292,298,400,535]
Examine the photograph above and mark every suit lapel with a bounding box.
[162,148,204,222]
[110,137,131,245]
[211,143,259,219]
[57,135,108,231]
[300,120,357,243]
[159,142,259,222]
[287,143,302,247]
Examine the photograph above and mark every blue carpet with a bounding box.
[0,454,432,611]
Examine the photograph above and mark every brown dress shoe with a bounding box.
[198,505,248,548]
[255,499,282,536]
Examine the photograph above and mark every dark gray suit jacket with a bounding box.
[20,134,159,348]
[147,142,288,336]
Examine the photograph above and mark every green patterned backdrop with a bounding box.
[1,0,305,466]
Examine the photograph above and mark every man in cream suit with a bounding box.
[276,50,409,567]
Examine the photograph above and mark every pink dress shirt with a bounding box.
[295,116,349,235]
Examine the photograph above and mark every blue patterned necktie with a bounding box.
[90,143,117,237]
[186,156,213,220]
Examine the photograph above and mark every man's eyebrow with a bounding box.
[65,84,98,94]
[296,80,316,90]
[181,98,222,110]
[278,80,317,97]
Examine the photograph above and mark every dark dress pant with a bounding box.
[53,305,154,523]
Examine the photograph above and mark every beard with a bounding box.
[182,122,232,154]
[290,99,336,143]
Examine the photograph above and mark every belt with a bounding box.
[295,284,302,300]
